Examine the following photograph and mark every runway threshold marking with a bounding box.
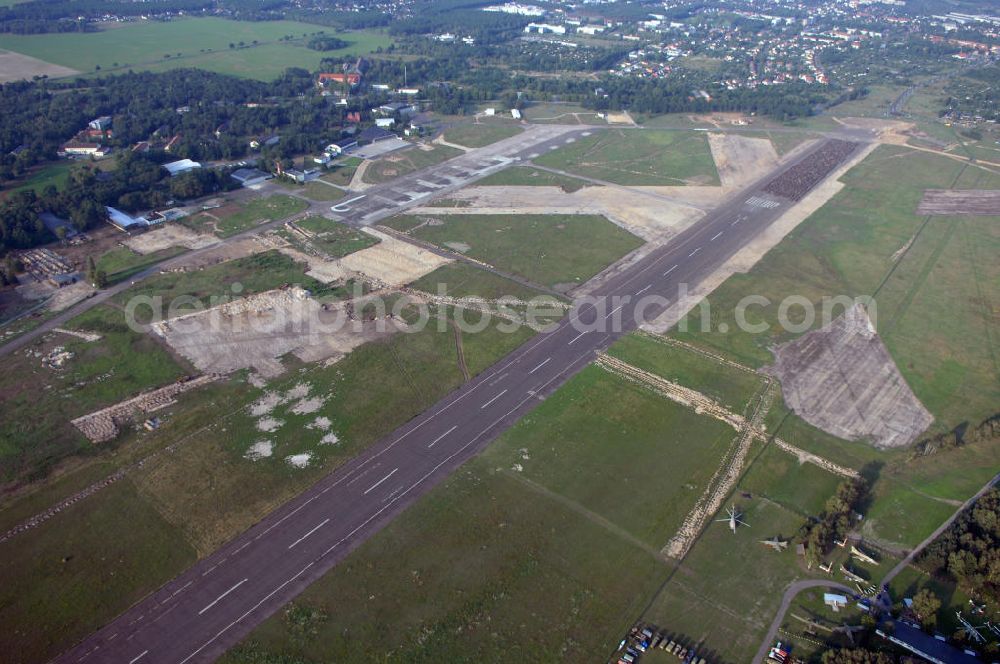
[288,518,331,550]
[528,358,551,374]
[198,578,248,615]
[662,265,677,276]
[128,651,148,664]
[480,389,508,409]
[427,425,458,449]
[363,468,399,495]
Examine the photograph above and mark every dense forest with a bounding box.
[920,488,1000,603]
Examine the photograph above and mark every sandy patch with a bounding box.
[338,228,451,286]
[308,416,332,430]
[256,417,284,432]
[152,287,402,377]
[320,432,340,445]
[290,395,326,415]
[250,392,285,416]
[286,453,312,468]
[0,49,78,82]
[644,142,878,333]
[285,383,311,400]
[125,224,218,254]
[244,440,274,461]
[708,133,779,189]
[605,111,636,126]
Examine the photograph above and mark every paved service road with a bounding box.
[753,579,855,663]
[55,136,865,664]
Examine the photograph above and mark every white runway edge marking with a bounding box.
[427,425,458,449]
[528,358,551,374]
[363,468,399,495]
[689,247,701,257]
[568,330,589,345]
[128,650,148,664]
[711,231,723,241]
[662,265,678,276]
[198,578,248,616]
[287,518,330,550]
[480,388,508,409]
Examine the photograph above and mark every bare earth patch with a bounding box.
[708,133,780,189]
[0,49,78,82]
[916,190,1000,215]
[765,304,934,449]
[124,225,218,254]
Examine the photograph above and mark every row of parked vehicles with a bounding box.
[617,624,710,664]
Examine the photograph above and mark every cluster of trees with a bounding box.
[910,412,1000,458]
[0,152,236,253]
[920,488,1000,604]
[306,34,349,51]
[799,478,869,567]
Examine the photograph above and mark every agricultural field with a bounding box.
[182,194,307,237]
[441,122,522,148]
[361,144,463,185]
[475,165,590,192]
[0,19,391,82]
[534,129,720,186]
[221,366,739,662]
[384,213,643,290]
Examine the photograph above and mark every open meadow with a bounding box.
[0,18,391,81]
[534,128,720,186]
[385,212,643,290]
[361,144,463,185]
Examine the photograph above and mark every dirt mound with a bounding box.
[765,304,933,449]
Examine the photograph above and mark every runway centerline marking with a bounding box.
[662,265,677,276]
[635,285,651,295]
[128,651,148,664]
[427,425,458,449]
[480,389,508,409]
[363,468,399,495]
[528,358,551,374]
[568,331,588,345]
[689,247,701,257]
[198,578,248,615]
[288,518,330,550]
[711,231,723,241]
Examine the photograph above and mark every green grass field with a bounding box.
[221,366,740,662]
[0,161,76,199]
[0,304,189,485]
[607,333,765,414]
[96,245,186,283]
[0,19,391,81]
[0,479,196,664]
[319,156,362,187]
[441,122,522,148]
[361,144,462,184]
[288,216,378,258]
[278,178,347,202]
[385,213,643,290]
[183,194,307,237]
[534,129,720,186]
[476,165,590,192]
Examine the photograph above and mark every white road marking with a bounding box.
[636,285,651,295]
[605,304,624,319]
[198,578,248,616]
[689,247,701,257]
[568,330,588,345]
[662,265,677,276]
[528,358,551,374]
[287,518,330,549]
[363,468,399,495]
[480,389,508,409]
[427,425,458,449]
[128,651,148,664]
[711,231,723,241]
[731,217,743,226]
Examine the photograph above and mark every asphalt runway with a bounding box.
[55,134,866,664]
